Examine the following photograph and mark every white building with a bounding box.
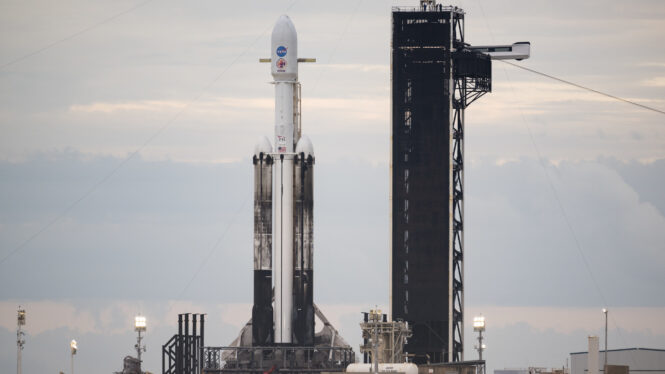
[496,368,552,374]
[571,348,665,374]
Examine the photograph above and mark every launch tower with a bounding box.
[391,0,529,364]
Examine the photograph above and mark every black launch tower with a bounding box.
[391,3,492,364]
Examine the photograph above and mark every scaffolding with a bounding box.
[359,310,412,364]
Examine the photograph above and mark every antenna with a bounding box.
[17,307,26,374]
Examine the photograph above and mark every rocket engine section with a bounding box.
[293,136,314,346]
[252,137,274,346]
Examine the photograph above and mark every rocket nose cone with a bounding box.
[273,14,296,35]
[295,135,314,158]
[271,14,298,79]
[254,136,273,156]
[271,15,297,46]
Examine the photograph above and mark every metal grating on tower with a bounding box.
[391,3,491,364]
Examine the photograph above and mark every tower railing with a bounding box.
[202,346,354,373]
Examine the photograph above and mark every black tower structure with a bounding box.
[391,2,491,364]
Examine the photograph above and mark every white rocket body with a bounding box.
[271,14,298,344]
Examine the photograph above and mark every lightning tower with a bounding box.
[391,0,529,363]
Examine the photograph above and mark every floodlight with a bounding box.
[70,339,78,374]
[18,308,26,326]
[473,315,486,332]
[473,315,486,362]
[134,314,147,369]
[135,315,147,332]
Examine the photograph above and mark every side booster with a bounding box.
[252,15,315,347]
[252,137,274,345]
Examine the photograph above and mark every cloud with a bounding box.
[69,100,187,114]
[601,158,665,218]
[640,77,665,87]
[319,63,389,73]
[67,95,387,125]
[3,153,665,308]
[69,97,273,115]
[639,62,665,68]
[465,306,665,336]
[0,152,390,303]
[465,158,665,307]
[0,301,98,335]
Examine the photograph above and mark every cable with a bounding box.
[500,60,665,116]
[310,0,364,92]
[0,0,155,71]
[471,0,610,307]
[475,2,641,366]
[175,192,250,299]
[0,0,300,266]
[505,54,645,374]
[473,0,611,309]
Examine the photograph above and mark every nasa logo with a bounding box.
[276,46,287,57]
[276,58,287,69]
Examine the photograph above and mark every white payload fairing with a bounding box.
[252,15,315,346]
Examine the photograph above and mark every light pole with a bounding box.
[473,315,486,361]
[17,307,26,374]
[474,315,487,374]
[135,315,147,374]
[602,308,608,371]
[70,339,77,374]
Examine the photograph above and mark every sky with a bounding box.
[1,0,664,373]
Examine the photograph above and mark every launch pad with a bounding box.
[163,1,529,373]
[203,304,354,373]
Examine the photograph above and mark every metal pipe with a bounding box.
[184,313,189,373]
[193,314,198,372]
[604,309,608,370]
[200,314,205,370]
[177,314,182,374]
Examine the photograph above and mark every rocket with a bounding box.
[252,15,315,346]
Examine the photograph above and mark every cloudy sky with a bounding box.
[1,0,664,373]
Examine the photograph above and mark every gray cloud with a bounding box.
[0,152,390,303]
[2,152,664,308]
[601,158,665,218]
[465,158,665,307]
